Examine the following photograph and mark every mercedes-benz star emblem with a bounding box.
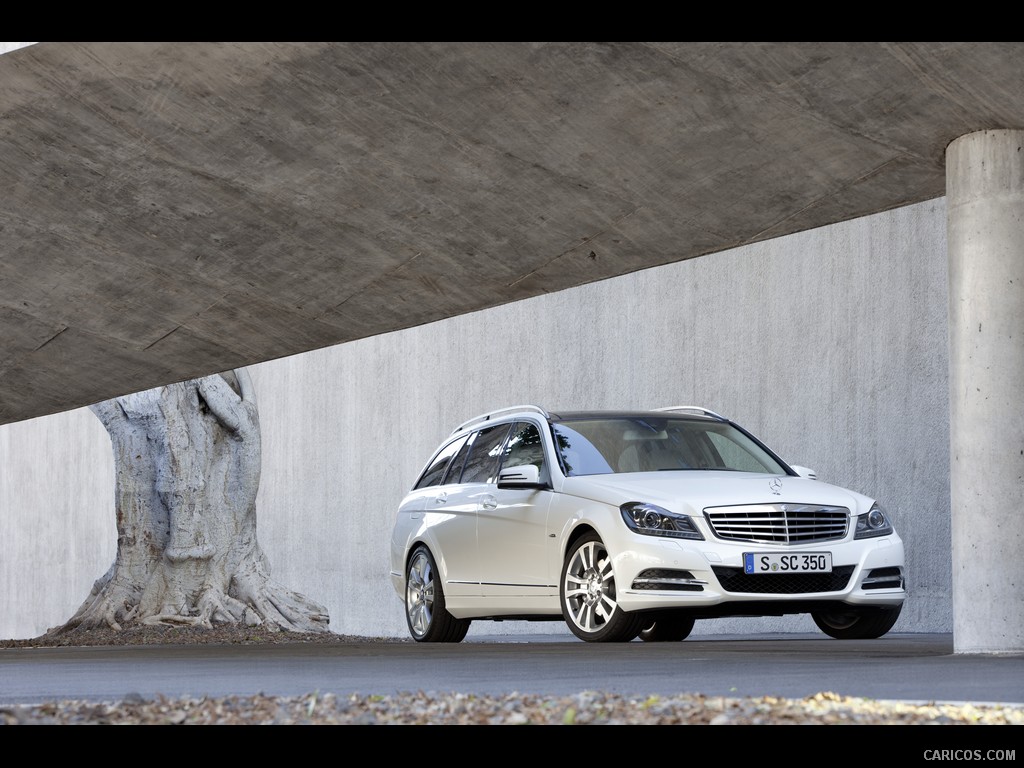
[769,478,783,495]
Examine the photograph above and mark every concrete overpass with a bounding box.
[2,42,1023,653]
[3,41,1022,425]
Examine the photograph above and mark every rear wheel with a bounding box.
[638,614,695,642]
[560,532,645,642]
[405,545,471,643]
[811,605,902,640]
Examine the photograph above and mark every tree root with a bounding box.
[232,576,330,633]
[196,589,252,626]
[140,613,211,628]
[132,582,329,633]
[57,574,138,633]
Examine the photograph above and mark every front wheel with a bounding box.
[811,605,902,640]
[560,532,644,642]
[405,545,471,643]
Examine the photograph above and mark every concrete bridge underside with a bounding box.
[2,41,1023,425]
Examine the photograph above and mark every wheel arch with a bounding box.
[404,535,447,587]
[561,522,599,562]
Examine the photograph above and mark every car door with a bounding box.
[438,423,512,597]
[477,420,557,600]
[414,433,479,598]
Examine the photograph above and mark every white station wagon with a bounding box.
[389,405,906,643]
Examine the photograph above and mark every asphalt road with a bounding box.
[1,633,1022,708]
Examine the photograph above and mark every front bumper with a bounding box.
[613,533,906,615]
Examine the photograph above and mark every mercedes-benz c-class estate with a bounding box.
[389,405,906,643]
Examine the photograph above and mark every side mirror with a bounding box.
[790,465,818,480]
[497,463,543,488]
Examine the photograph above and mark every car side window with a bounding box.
[501,421,545,470]
[460,423,512,484]
[412,435,468,489]
[441,436,474,485]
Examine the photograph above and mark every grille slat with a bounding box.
[705,504,849,544]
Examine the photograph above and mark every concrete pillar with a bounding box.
[946,129,1024,654]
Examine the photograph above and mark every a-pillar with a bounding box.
[946,129,1024,654]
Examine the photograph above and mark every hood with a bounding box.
[559,471,873,517]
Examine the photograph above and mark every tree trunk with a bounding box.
[59,369,330,634]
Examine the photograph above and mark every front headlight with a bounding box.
[620,502,704,540]
[854,502,894,539]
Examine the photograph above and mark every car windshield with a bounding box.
[551,416,788,476]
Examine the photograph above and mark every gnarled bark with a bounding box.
[59,369,329,634]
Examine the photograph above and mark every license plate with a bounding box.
[743,552,833,574]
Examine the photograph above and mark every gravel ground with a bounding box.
[3,624,1023,726]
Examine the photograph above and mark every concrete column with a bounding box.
[946,129,1024,654]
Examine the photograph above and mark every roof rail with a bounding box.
[655,405,727,421]
[452,405,550,435]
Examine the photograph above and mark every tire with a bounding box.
[811,605,902,640]
[638,614,695,642]
[405,545,471,643]
[560,531,645,642]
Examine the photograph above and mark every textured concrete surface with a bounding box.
[0,201,951,641]
[1,42,1020,426]
[947,130,1024,653]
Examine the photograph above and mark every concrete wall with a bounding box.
[0,199,952,640]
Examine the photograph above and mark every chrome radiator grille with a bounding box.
[704,504,849,544]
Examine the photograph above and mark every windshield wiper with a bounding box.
[658,466,740,471]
